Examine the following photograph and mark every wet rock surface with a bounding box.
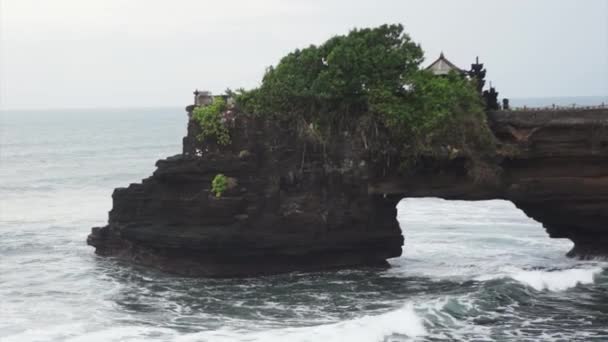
[88,108,608,276]
[492,109,608,259]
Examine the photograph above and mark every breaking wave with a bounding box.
[3,109,608,342]
[173,304,426,342]
[476,266,603,291]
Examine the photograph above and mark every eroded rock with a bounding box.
[87,108,608,276]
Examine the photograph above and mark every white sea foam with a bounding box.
[476,266,603,291]
[510,267,603,291]
[173,304,426,342]
[411,295,494,341]
[4,110,608,342]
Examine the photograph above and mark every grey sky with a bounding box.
[1,0,607,110]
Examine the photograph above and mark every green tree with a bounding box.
[384,70,491,156]
[192,97,231,145]
[236,24,495,176]
[239,24,422,118]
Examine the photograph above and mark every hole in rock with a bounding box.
[391,198,573,279]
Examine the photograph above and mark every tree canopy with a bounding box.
[236,24,494,172]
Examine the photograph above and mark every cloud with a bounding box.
[2,0,317,40]
[1,0,606,109]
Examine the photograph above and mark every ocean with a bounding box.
[1,101,607,341]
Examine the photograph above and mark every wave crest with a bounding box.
[174,304,426,342]
[476,266,603,291]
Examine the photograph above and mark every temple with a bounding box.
[427,53,504,110]
[425,52,466,76]
[193,89,213,106]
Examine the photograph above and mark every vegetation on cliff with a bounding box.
[211,174,228,197]
[193,97,231,145]
[237,24,495,177]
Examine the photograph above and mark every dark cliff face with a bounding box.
[87,108,608,276]
[491,110,608,259]
[88,108,402,276]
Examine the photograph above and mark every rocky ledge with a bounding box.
[88,107,608,276]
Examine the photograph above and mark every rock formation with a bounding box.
[492,109,608,258]
[87,107,608,276]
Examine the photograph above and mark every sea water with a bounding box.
[1,105,607,342]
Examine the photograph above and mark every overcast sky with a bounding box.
[1,0,607,110]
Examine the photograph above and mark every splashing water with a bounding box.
[1,108,607,342]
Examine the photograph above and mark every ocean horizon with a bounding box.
[2,95,607,113]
